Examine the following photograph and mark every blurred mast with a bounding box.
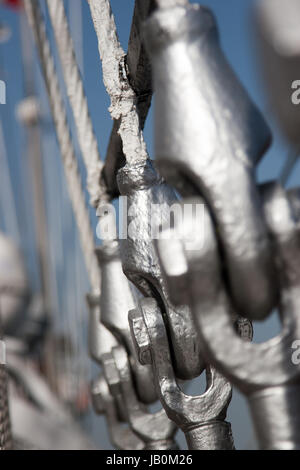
[19,11,55,386]
[0,119,20,245]
[69,0,90,406]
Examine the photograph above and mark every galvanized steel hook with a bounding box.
[111,344,179,450]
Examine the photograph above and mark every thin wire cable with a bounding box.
[46,0,106,209]
[24,0,100,293]
[87,0,149,166]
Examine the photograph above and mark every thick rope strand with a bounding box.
[46,0,106,209]
[87,0,149,166]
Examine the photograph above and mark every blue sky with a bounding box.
[0,0,294,449]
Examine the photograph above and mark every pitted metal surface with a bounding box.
[129,299,234,450]
[144,2,277,321]
[117,159,204,380]
[95,242,156,404]
[91,374,145,450]
[156,183,300,449]
[103,345,178,450]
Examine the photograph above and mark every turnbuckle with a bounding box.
[88,241,175,448]
[156,183,300,449]
[144,1,276,321]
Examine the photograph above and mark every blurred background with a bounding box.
[0,0,294,449]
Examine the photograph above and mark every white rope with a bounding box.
[24,0,100,293]
[46,0,106,209]
[87,0,149,166]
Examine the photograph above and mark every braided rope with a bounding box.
[0,365,12,450]
[24,0,100,292]
[87,0,149,166]
[46,0,106,210]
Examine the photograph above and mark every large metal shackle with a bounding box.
[129,298,235,450]
[156,182,300,449]
[117,159,204,380]
[144,2,276,321]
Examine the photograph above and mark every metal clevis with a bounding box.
[143,0,277,322]
[129,299,235,450]
[87,290,128,424]
[117,159,204,380]
[91,374,145,450]
[104,344,179,450]
[95,241,156,404]
[89,240,175,448]
[156,183,300,449]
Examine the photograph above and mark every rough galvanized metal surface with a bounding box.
[145,2,277,322]
[156,183,300,449]
[25,0,101,293]
[129,299,234,450]
[117,159,204,380]
[95,242,156,404]
[111,345,178,450]
[91,374,145,450]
